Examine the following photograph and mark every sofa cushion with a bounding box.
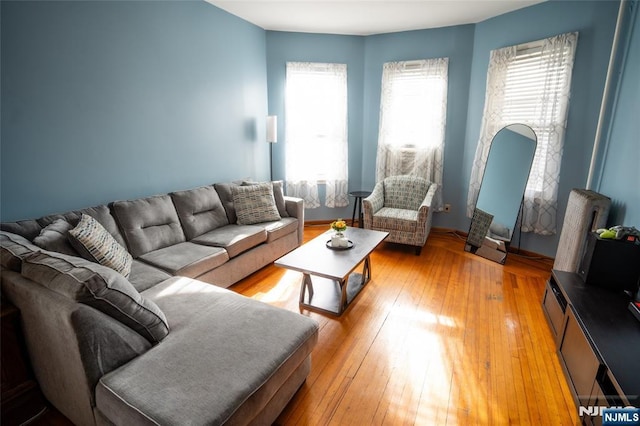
[170,186,229,240]
[232,183,281,225]
[138,242,228,278]
[0,219,43,241]
[128,260,173,293]
[254,217,299,244]
[112,195,186,258]
[38,204,127,249]
[213,182,240,224]
[0,231,41,271]
[96,276,319,426]
[21,251,169,344]
[33,219,78,256]
[191,224,267,258]
[68,214,133,278]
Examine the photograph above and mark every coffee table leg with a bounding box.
[339,278,348,313]
[298,256,375,316]
[362,255,371,284]
[299,273,314,305]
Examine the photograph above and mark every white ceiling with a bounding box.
[206,0,545,36]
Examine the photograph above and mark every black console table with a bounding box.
[542,270,640,425]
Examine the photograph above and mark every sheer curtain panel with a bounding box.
[375,58,448,210]
[467,32,578,235]
[285,62,349,208]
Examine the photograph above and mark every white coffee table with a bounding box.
[275,227,388,316]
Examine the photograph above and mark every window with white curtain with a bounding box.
[376,58,448,209]
[285,62,348,209]
[467,32,578,235]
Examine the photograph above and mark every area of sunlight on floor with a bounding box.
[251,269,299,307]
[376,307,448,424]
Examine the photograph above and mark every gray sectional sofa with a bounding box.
[0,181,319,425]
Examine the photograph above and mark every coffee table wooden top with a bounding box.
[275,227,388,280]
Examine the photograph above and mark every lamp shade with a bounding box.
[266,115,277,143]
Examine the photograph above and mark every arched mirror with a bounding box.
[465,124,537,264]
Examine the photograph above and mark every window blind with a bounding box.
[503,41,575,192]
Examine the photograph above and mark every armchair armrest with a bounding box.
[418,183,439,216]
[417,183,439,237]
[362,182,384,229]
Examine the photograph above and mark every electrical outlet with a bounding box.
[444,203,451,213]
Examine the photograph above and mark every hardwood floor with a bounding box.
[33,225,578,425]
[235,225,579,425]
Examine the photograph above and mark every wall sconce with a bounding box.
[267,115,277,180]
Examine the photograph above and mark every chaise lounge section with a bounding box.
[0,180,318,425]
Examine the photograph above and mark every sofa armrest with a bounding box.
[284,196,304,246]
[362,182,384,229]
[1,269,151,426]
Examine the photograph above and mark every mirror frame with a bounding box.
[465,124,537,264]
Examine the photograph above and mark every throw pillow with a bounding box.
[242,180,289,218]
[68,214,133,278]
[33,219,79,256]
[22,251,169,344]
[232,183,281,225]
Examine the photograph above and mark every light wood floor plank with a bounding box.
[233,226,578,425]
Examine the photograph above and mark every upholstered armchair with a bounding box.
[363,175,439,255]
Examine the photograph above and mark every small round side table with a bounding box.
[349,190,372,228]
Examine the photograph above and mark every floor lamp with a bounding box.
[267,115,277,180]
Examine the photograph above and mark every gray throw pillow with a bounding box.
[33,219,78,256]
[22,251,169,344]
[68,214,133,278]
[242,180,289,218]
[232,183,281,225]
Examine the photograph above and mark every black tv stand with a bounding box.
[541,270,640,424]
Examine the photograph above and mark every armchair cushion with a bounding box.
[383,175,431,210]
[371,207,419,233]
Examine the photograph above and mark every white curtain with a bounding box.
[285,62,349,208]
[467,32,578,235]
[375,58,448,209]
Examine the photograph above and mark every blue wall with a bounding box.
[597,1,639,228]
[1,1,269,221]
[2,0,634,258]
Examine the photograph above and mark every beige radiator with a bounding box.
[553,189,610,272]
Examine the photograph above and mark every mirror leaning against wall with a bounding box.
[465,124,537,264]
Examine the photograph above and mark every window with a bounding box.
[467,32,578,235]
[376,58,448,209]
[285,62,348,208]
